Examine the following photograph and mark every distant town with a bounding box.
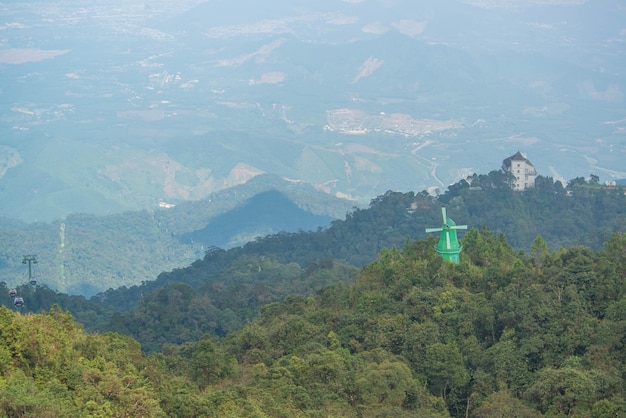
[325,108,462,138]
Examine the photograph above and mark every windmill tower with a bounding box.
[425,208,467,263]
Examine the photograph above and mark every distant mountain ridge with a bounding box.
[0,175,352,296]
[182,189,334,248]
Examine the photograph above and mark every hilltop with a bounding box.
[1,170,624,297]
[1,170,625,347]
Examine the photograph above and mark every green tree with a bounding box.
[525,367,601,416]
[424,342,470,409]
[355,355,416,409]
[472,391,541,418]
[530,234,549,270]
[188,336,236,389]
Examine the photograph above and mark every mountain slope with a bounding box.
[77,172,625,319]
[0,176,350,296]
[181,189,333,248]
[3,217,625,417]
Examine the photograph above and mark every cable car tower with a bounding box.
[425,208,467,263]
[22,254,38,286]
[6,255,38,309]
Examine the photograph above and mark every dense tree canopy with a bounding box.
[1,172,626,416]
[2,171,623,297]
[2,228,626,417]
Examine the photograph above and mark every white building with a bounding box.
[502,151,537,191]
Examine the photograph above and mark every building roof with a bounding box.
[502,151,535,169]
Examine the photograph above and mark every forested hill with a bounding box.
[91,170,626,312]
[1,170,622,298]
[97,171,625,349]
[1,228,626,416]
[0,173,353,296]
[2,171,624,353]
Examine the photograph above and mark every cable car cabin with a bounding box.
[14,297,24,308]
[29,279,37,286]
[8,289,17,298]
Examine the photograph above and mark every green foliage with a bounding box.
[2,228,626,417]
[0,175,353,296]
[2,174,626,416]
[473,391,542,418]
[2,170,625,336]
[110,257,357,352]
[87,172,624,320]
[0,307,167,417]
[213,229,626,417]
[525,366,605,415]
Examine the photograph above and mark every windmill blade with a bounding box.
[446,231,451,249]
[451,225,468,230]
[425,227,443,233]
[441,207,447,224]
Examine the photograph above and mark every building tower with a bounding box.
[502,151,537,191]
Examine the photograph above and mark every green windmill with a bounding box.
[425,207,467,263]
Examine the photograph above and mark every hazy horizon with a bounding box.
[1,0,624,222]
